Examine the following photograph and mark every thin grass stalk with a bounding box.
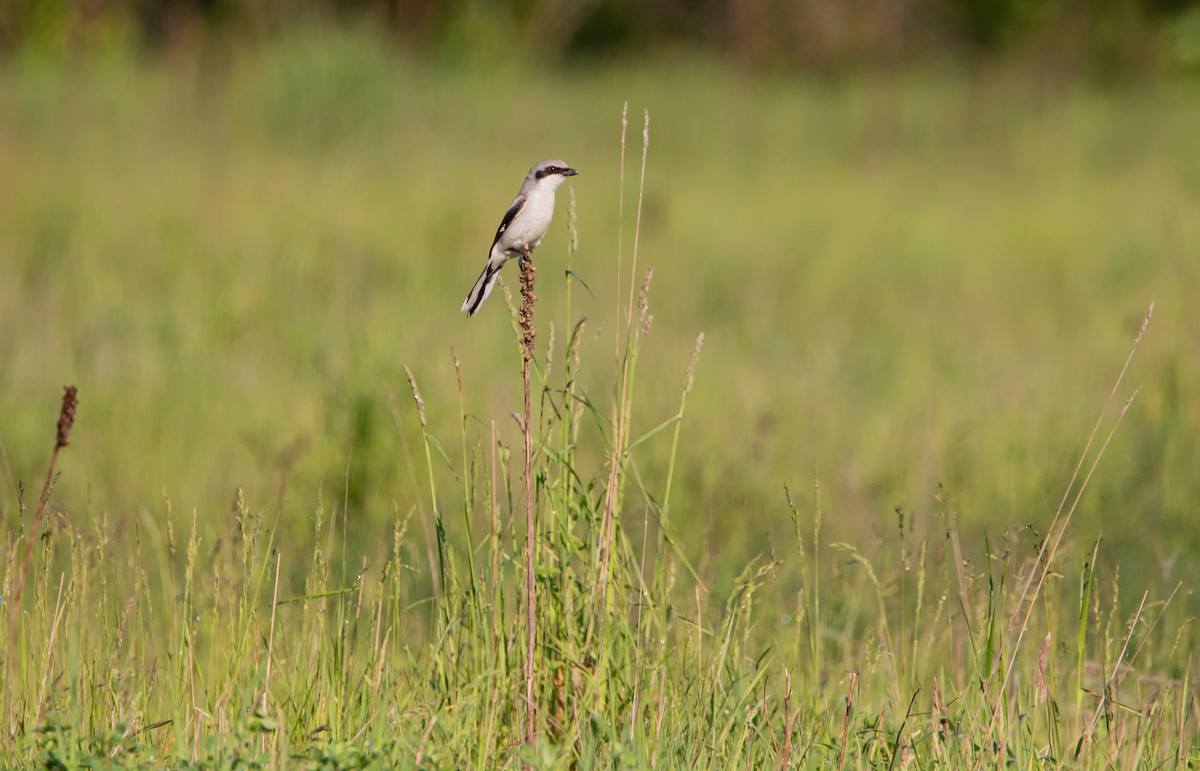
[629,503,652,742]
[661,333,704,523]
[592,108,650,673]
[838,671,858,771]
[830,542,902,707]
[590,103,630,646]
[557,190,582,611]
[262,552,281,714]
[489,418,501,641]
[452,351,483,643]
[809,476,822,684]
[1176,669,1191,765]
[787,470,825,686]
[32,575,66,732]
[1078,578,1181,760]
[1076,590,1149,758]
[656,332,703,595]
[614,101,628,351]
[987,384,1144,755]
[780,668,794,770]
[403,365,446,621]
[388,381,443,612]
[1076,539,1101,721]
[625,112,650,331]
[987,303,1152,744]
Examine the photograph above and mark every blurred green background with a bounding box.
[1,1,1199,600]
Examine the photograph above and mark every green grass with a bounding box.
[1,27,1199,767]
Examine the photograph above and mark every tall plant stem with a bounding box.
[5,386,77,737]
[518,252,537,752]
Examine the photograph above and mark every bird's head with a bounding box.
[531,159,578,188]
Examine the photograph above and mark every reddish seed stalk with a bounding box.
[518,254,537,753]
[6,386,79,736]
[9,386,78,627]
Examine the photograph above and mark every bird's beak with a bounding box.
[564,167,579,177]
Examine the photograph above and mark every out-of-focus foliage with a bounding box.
[2,0,1199,76]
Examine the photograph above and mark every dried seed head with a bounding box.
[1134,301,1153,346]
[638,268,654,337]
[518,256,537,360]
[684,332,705,394]
[543,322,556,386]
[403,365,426,427]
[56,385,78,448]
[567,316,587,373]
[930,677,946,731]
[567,189,578,256]
[1035,630,1051,699]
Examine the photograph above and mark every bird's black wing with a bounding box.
[490,194,525,250]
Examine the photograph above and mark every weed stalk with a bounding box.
[518,251,538,752]
[9,386,77,625]
[5,386,77,735]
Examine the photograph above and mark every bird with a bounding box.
[461,159,578,316]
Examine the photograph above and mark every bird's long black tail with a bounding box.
[461,261,503,317]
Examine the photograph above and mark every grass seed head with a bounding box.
[685,333,705,393]
[638,268,654,337]
[403,365,427,427]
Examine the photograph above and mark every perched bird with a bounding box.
[461,159,578,316]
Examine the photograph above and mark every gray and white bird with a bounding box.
[461,159,578,316]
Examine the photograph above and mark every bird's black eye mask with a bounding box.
[535,167,561,179]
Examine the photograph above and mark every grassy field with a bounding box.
[2,26,1199,767]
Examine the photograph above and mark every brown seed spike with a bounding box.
[518,255,537,361]
[56,385,78,449]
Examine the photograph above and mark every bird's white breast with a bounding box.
[503,187,556,251]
